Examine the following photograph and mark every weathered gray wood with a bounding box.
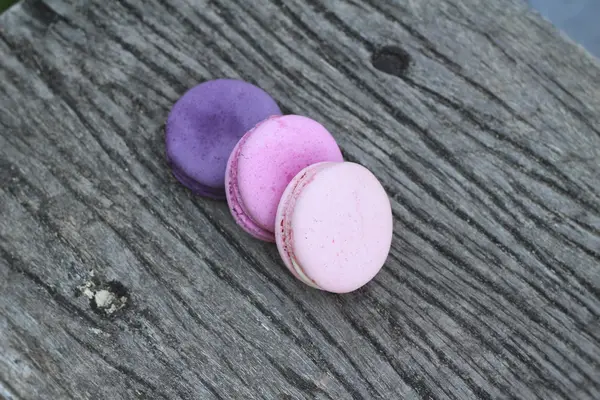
[1,0,599,398]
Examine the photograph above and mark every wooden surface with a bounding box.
[1,0,600,398]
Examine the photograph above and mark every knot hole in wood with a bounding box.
[371,46,411,77]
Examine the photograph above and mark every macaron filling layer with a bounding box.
[279,177,317,287]
[226,117,279,241]
[278,162,336,288]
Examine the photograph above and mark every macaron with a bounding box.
[165,79,281,199]
[225,115,343,241]
[275,162,393,293]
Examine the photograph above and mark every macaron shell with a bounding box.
[235,115,343,232]
[165,79,281,197]
[288,162,393,293]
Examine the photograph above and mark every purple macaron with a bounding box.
[165,79,282,199]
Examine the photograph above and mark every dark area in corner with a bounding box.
[1,0,16,13]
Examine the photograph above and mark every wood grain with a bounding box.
[1,0,599,398]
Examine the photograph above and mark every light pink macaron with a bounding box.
[225,115,343,242]
[275,162,393,293]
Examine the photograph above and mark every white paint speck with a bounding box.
[94,290,114,308]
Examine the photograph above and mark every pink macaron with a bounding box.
[275,162,393,293]
[225,115,343,242]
